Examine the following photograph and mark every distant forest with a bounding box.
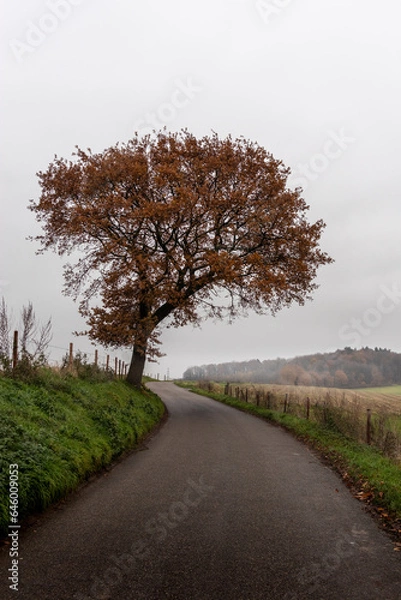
[183,347,401,388]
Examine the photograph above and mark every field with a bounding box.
[231,383,401,413]
[356,385,401,411]
[198,382,401,412]
[361,385,401,396]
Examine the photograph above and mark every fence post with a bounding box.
[106,355,110,371]
[114,357,118,378]
[366,409,372,445]
[245,388,248,403]
[94,349,98,367]
[306,397,310,420]
[118,360,122,379]
[266,392,271,409]
[284,393,288,414]
[12,330,18,371]
[69,343,73,370]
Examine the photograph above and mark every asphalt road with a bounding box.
[0,382,400,599]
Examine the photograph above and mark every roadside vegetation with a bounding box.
[0,367,164,539]
[179,381,401,541]
[187,381,401,457]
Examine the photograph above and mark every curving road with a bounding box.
[0,382,400,599]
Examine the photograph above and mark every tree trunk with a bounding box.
[126,343,147,387]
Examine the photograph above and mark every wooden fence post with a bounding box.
[306,397,311,420]
[245,388,248,403]
[114,357,118,378]
[366,409,372,445]
[12,330,18,370]
[284,393,288,414]
[266,392,271,409]
[94,349,98,367]
[69,343,73,370]
[106,355,110,371]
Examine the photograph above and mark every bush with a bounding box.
[60,350,115,383]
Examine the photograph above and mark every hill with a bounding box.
[183,347,401,388]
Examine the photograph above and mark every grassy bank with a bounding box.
[0,370,165,538]
[178,382,401,539]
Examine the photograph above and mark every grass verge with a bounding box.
[0,370,165,539]
[177,382,401,543]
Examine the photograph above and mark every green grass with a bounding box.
[357,385,401,396]
[177,382,401,525]
[0,370,165,538]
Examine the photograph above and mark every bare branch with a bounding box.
[20,302,36,355]
[34,317,53,359]
[0,297,11,359]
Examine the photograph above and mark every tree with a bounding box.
[30,130,333,387]
[334,369,349,388]
[279,364,310,386]
[19,301,53,362]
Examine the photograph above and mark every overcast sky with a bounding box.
[1,0,400,379]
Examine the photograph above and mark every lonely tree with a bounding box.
[30,130,333,386]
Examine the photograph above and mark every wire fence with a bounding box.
[195,381,401,463]
[4,330,169,382]
[10,331,130,379]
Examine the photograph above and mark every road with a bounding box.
[0,382,400,599]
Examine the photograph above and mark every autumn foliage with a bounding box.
[30,130,332,386]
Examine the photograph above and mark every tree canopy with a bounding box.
[30,130,333,386]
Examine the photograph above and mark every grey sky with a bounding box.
[1,0,400,379]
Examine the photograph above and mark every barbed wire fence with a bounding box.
[8,331,166,381]
[10,330,128,379]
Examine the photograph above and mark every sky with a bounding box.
[1,0,400,379]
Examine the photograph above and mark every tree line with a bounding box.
[183,347,401,388]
